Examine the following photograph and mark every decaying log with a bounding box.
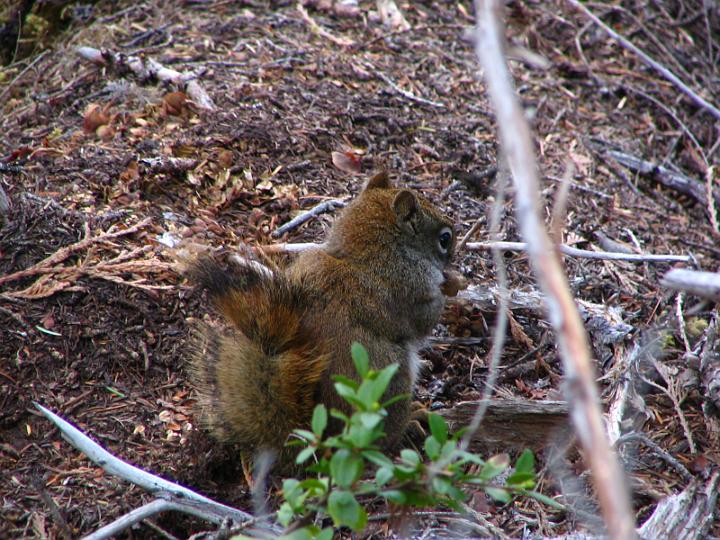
[439,399,570,449]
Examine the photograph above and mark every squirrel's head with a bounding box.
[326,172,455,270]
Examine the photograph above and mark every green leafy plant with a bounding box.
[269,343,559,539]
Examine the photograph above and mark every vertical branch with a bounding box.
[472,2,637,539]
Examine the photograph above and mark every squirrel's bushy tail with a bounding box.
[187,257,329,452]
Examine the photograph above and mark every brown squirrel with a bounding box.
[187,172,456,468]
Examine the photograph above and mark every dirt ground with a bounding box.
[1,0,719,538]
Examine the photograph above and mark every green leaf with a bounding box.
[382,392,411,408]
[479,453,509,481]
[514,449,535,474]
[278,527,314,540]
[347,423,376,448]
[356,411,383,430]
[299,478,329,494]
[506,471,535,489]
[424,435,441,460]
[330,449,364,488]
[457,450,484,465]
[432,476,452,495]
[380,489,407,504]
[400,448,421,467]
[312,405,328,437]
[485,487,511,504]
[362,450,394,468]
[276,502,295,527]
[428,413,448,444]
[329,409,350,424]
[334,382,365,409]
[296,446,316,464]
[282,478,301,505]
[375,466,393,486]
[439,439,457,461]
[351,342,369,377]
[332,375,359,390]
[328,490,367,531]
[372,363,399,401]
[315,528,334,540]
[293,429,317,442]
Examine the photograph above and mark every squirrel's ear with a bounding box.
[392,190,418,222]
[364,171,392,191]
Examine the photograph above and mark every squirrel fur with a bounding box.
[187,172,456,467]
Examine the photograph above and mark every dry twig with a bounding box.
[272,199,346,238]
[33,404,278,538]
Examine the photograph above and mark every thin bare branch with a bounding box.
[473,2,637,538]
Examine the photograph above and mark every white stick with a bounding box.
[34,403,252,522]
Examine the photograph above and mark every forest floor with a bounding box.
[1,1,719,538]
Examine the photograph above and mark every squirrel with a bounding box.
[186,172,457,468]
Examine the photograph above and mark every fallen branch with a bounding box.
[474,2,636,538]
[140,157,199,175]
[296,3,355,47]
[76,46,215,111]
[567,0,720,122]
[33,404,267,532]
[373,68,446,108]
[83,493,270,540]
[661,269,720,301]
[614,433,692,483]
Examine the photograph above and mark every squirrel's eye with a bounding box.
[437,227,453,254]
